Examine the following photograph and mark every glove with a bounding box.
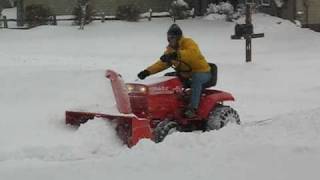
[160,52,177,63]
[137,70,150,80]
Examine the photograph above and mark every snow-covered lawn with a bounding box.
[0,13,320,180]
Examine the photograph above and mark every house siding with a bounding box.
[308,0,320,24]
[295,0,320,30]
[260,0,296,20]
[260,0,320,31]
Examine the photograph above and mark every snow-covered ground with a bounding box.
[0,12,320,180]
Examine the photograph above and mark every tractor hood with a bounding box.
[128,76,183,95]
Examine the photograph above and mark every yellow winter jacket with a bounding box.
[146,37,210,78]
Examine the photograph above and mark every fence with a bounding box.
[0,16,10,28]
[0,12,176,30]
[0,9,194,30]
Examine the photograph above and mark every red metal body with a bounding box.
[66,70,235,147]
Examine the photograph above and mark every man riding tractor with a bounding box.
[137,24,213,118]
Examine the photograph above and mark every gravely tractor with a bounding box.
[66,65,240,147]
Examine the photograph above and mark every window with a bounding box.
[261,0,271,6]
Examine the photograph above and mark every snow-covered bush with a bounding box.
[170,0,190,20]
[116,4,141,22]
[207,2,233,15]
[274,0,284,8]
[25,4,53,26]
[72,0,95,25]
[294,20,302,27]
[206,3,219,14]
[206,2,242,22]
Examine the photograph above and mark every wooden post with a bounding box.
[79,3,87,30]
[0,6,2,27]
[17,0,24,27]
[3,16,8,28]
[245,4,252,62]
[101,12,105,23]
[246,37,252,62]
[303,0,309,28]
[172,15,176,23]
[52,15,57,25]
[0,13,2,28]
[171,0,177,23]
[148,9,152,21]
[191,8,195,18]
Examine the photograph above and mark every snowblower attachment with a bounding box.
[65,70,152,147]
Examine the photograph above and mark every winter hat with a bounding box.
[167,24,183,37]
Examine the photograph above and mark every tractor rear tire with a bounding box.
[206,105,240,131]
[153,120,178,143]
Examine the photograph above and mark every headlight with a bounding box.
[126,84,148,94]
[139,86,147,93]
[127,85,134,92]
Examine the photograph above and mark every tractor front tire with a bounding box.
[206,105,240,131]
[153,120,178,143]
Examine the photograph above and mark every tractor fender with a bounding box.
[197,90,235,119]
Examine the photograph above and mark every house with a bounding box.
[258,0,320,31]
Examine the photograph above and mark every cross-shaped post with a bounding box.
[231,4,264,63]
[245,4,252,62]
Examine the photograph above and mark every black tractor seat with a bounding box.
[203,63,218,88]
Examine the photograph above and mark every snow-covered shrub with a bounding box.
[274,0,284,8]
[294,20,302,27]
[206,3,219,14]
[207,2,234,14]
[72,1,95,25]
[116,4,141,22]
[206,2,242,22]
[170,0,190,20]
[25,4,53,26]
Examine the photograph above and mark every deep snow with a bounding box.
[0,11,320,180]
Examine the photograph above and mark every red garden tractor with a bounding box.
[66,67,240,147]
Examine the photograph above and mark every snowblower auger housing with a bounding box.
[66,70,152,147]
[66,69,240,147]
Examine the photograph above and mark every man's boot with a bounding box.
[184,107,197,118]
